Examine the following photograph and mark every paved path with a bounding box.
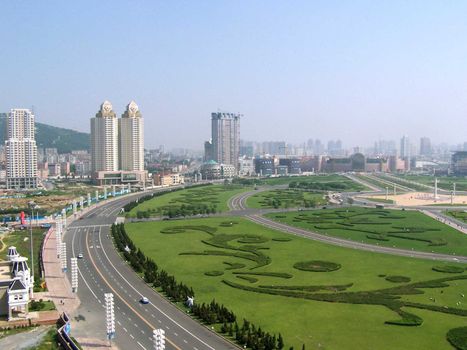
[0,325,51,350]
[63,191,238,350]
[229,186,467,263]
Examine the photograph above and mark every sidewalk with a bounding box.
[421,209,467,235]
[42,227,80,315]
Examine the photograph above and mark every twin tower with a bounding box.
[90,100,144,176]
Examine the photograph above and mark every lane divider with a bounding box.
[85,230,181,350]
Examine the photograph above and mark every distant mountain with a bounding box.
[0,115,90,153]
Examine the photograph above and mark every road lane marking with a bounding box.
[97,229,217,350]
[85,230,181,350]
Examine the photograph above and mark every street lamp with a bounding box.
[28,201,37,281]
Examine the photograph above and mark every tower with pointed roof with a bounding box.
[119,101,144,171]
[91,101,119,173]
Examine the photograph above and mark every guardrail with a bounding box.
[57,312,80,350]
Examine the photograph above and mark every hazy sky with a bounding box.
[1,1,467,149]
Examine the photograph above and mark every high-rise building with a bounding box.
[5,109,38,189]
[400,135,410,159]
[90,101,119,173]
[119,101,144,171]
[419,137,432,156]
[211,112,241,170]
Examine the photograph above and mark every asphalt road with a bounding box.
[228,189,467,263]
[64,191,238,350]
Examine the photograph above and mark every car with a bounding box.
[140,297,149,304]
[77,253,84,259]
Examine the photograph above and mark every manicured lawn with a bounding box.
[362,197,395,204]
[446,210,467,223]
[1,228,48,291]
[376,174,428,192]
[355,174,408,192]
[127,184,250,218]
[29,299,56,312]
[395,175,467,192]
[262,174,369,191]
[266,207,467,256]
[126,217,467,350]
[246,189,326,209]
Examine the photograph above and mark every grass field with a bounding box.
[246,189,327,209]
[446,210,467,223]
[395,175,467,192]
[361,197,395,204]
[261,174,369,191]
[126,217,467,350]
[355,174,408,192]
[127,184,249,218]
[376,174,428,192]
[266,207,467,256]
[0,228,48,291]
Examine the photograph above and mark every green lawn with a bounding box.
[127,184,250,218]
[362,197,395,204]
[262,174,369,191]
[395,175,467,192]
[126,217,467,350]
[266,207,467,256]
[376,174,428,192]
[446,210,467,223]
[246,189,327,209]
[355,174,408,192]
[1,228,47,291]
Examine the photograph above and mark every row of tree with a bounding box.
[111,195,299,349]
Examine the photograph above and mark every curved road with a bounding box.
[64,191,238,350]
[228,189,467,263]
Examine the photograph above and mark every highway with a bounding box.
[64,192,238,350]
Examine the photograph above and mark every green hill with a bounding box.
[0,115,89,153]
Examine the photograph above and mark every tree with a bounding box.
[277,333,284,349]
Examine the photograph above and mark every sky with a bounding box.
[1,1,467,150]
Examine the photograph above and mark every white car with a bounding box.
[140,297,149,304]
[77,253,84,259]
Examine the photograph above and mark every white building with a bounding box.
[238,157,255,176]
[91,101,119,173]
[211,112,241,172]
[119,101,144,171]
[5,109,38,189]
[0,247,33,320]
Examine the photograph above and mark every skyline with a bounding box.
[2,1,467,148]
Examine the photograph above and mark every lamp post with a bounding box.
[28,201,37,281]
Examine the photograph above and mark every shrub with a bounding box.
[205,271,224,277]
[447,327,467,350]
[293,260,341,272]
[385,276,411,283]
[432,265,465,273]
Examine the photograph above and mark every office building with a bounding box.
[5,109,38,189]
[211,112,241,170]
[400,135,410,159]
[452,151,467,175]
[420,137,432,156]
[254,158,274,176]
[119,101,144,171]
[91,101,119,173]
